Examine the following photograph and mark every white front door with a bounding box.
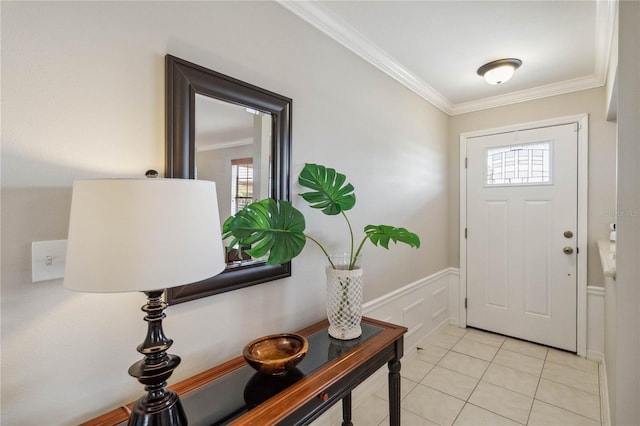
[466,123,578,351]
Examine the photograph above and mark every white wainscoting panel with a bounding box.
[363,267,459,353]
[448,269,461,326]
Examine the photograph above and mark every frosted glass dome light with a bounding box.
[477,58,522,85]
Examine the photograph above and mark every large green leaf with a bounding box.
[364,225,421,250]
[298,163,356,215]
[222,199,306,265]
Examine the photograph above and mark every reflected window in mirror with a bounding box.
[231,158,253,215]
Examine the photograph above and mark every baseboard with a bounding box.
[600,356,611,426]
[587,350,604,362]
[587,285,609,426]
[587,285,605,361]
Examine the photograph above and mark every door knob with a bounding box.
[563,246,574,254]
[563,231,574,238]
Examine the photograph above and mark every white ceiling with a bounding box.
[195,94,257,151]
[279,0,617,115]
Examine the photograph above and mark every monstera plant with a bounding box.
[222,163,421,270]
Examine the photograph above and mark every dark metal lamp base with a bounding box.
[127,290,187,426]
[128,389,186,426]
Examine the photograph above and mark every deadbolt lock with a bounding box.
[563,246,574,255]
[563,231,574,238]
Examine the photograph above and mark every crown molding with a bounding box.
[278,0,617,116]
[450,74,605,115]
[196,138,253,152]
[595,0,618,83]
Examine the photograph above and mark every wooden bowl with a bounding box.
[243,333,309,375]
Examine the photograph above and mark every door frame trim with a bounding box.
[459,114,589,356]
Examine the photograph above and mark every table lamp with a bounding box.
[64,178,226,426]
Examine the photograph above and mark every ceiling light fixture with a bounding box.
[477,58,522,85]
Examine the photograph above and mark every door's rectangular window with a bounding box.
[486,142,551,186]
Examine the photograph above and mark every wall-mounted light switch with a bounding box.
[32,240,67,282]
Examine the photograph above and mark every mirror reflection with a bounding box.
[195,94,272,268]
[165,54,291,305]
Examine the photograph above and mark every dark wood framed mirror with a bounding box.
[165,55,292,305]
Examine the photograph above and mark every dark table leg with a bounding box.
[342,392,353,426]
[388,359,401,426]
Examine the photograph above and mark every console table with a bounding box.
[83,317,407,426]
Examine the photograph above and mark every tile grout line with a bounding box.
[414,327,469,425]
[416,327,603,426]
[461,335,535,425]
[538,373,600,396]
[398,330,464,424]
[525,348,549,425]
[539,351,602,423]
[449,331,551,425]
[598,362,603,425]
[447,329,470,426]
[450,329,509,426]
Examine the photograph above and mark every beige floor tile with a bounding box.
[546,349,599,374]
[452,339,499,361]
[401,357,435,383]
[373,376,417,401]
[481,363,540,397]
[463,328,506,348]
[528,400,600,426]
[403,384,465,426]
[350,394,390,426]
[438,351,490,379]
[468,382,533,424]
[542,360,599,394]
[535,378,601,421]
[453,403,523,426]
[378,409,439,426]
[421,366,479,400]
[440,325,468,338]
[338,327,605,426]
[502,338,549,360]
[430,330,464,350]
[493,348,544,376]
[415,343,449,365]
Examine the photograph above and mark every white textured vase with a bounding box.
[326,256,363,340]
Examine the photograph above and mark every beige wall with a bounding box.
[1,2,448,424]
[448,87,617,286]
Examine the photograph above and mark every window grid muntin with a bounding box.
[486,142,552,186]
[231,160,254,214]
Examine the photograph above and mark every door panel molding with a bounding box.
[459,114,588,356]
[524,200,552,318]
[485,201,509,309]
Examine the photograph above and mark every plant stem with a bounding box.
[341,211,355,269]
[305,234,335,269]
[353,235,369,262]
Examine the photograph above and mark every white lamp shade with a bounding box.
[64,179,226,293]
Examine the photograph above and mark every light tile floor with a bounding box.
[325,325,602,426]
